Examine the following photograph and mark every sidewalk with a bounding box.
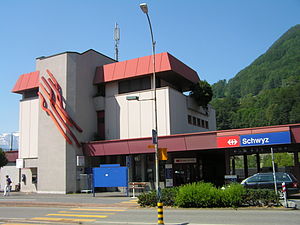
[0,191,139,208]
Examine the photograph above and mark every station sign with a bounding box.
[240,131,291,147]
[217,131,291,148]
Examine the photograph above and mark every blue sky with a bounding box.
[0,0,299,133]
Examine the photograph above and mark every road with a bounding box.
[0,193,299,225]
[0,205,299,225]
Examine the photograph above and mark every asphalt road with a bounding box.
[0,192,299,225]
[0,206,299,225]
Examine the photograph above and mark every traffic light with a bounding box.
[158,148,168,160]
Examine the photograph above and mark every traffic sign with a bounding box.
[152,129,158,144]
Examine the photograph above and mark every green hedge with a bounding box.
[138,187,178,207]
[137,182,279,208]
[242,189,279,207]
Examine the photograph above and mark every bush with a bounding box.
[137,187,178,207]
[137,182,280,208]
[138,190,157,207]
[241,189,280,207]
[161,187,178,206]
[175,182,221,208]
[221,183,246,207]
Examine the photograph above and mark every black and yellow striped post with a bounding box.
[157,202,164,224]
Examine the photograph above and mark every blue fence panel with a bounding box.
[93,164,128,188]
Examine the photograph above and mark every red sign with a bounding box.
[217,136,240,148]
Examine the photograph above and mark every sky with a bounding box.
[0,0,299,133]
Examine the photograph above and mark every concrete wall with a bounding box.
[0,163,18,191]
[65,51,115,193]
[169,88,216,134]
[105,87,172,140]
[19,98,39,158]
[34,50,115,194]
[36,53,68,194]
[105,86,216,140]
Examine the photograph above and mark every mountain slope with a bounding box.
[211,25,300,130]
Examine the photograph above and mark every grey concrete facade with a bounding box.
[23,50,115,194]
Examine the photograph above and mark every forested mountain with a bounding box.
[211,25,300,130]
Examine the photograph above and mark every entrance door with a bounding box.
[173,164,199,186]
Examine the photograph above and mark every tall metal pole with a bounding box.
[146,13,159,196]
[271,147,278,194]
[140,3,159,196]
[140,3,164,225]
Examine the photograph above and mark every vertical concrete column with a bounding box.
[224,150,230,175]
[256,153,261,173]
[243,154,248,178]
[293,151,300,183]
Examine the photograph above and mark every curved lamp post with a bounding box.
[140,4,164,224]
[139,2,159,196]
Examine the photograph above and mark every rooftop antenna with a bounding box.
[10,132,13,151]
[114,23,120,61]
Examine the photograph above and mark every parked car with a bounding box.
[241,172,299,196]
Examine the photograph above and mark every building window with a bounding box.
[188,115,192,124]
[118,76,151,94]
[193,117,197,125]
[201,119,205,128]
[188,115,209,130]
[23,89,38,99]
[96,84,105,97]
[97,111,105,140]
[197,118,201,127]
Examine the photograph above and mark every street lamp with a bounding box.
[139,2,159,196]
[140,4,164,224]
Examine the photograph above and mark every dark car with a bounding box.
[241,172,299,196]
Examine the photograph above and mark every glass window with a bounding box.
[193,117,197,125]
[118,77,151,94]
[197,118,201,127]
[246,174,259,183]
[188,115,192,124]
[259,174,274,182]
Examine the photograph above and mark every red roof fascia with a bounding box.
[84,123,300,157]
[12,71,40,94]
[4,151,18,162]
[94,52,199,84]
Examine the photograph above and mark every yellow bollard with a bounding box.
[157,202,164,224]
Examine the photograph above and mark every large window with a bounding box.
[118,77,151,94]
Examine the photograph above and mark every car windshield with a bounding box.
[246,174,259,183]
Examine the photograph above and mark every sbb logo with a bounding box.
[227,139,238,146]
[217,136,240,148]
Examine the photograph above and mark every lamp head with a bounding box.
[140,3,148,14]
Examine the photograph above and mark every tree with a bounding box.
[190,80,213,108]
[0,148,8,168]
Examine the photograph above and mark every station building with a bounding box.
[12,49,217,193]
[12,49,300,194]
